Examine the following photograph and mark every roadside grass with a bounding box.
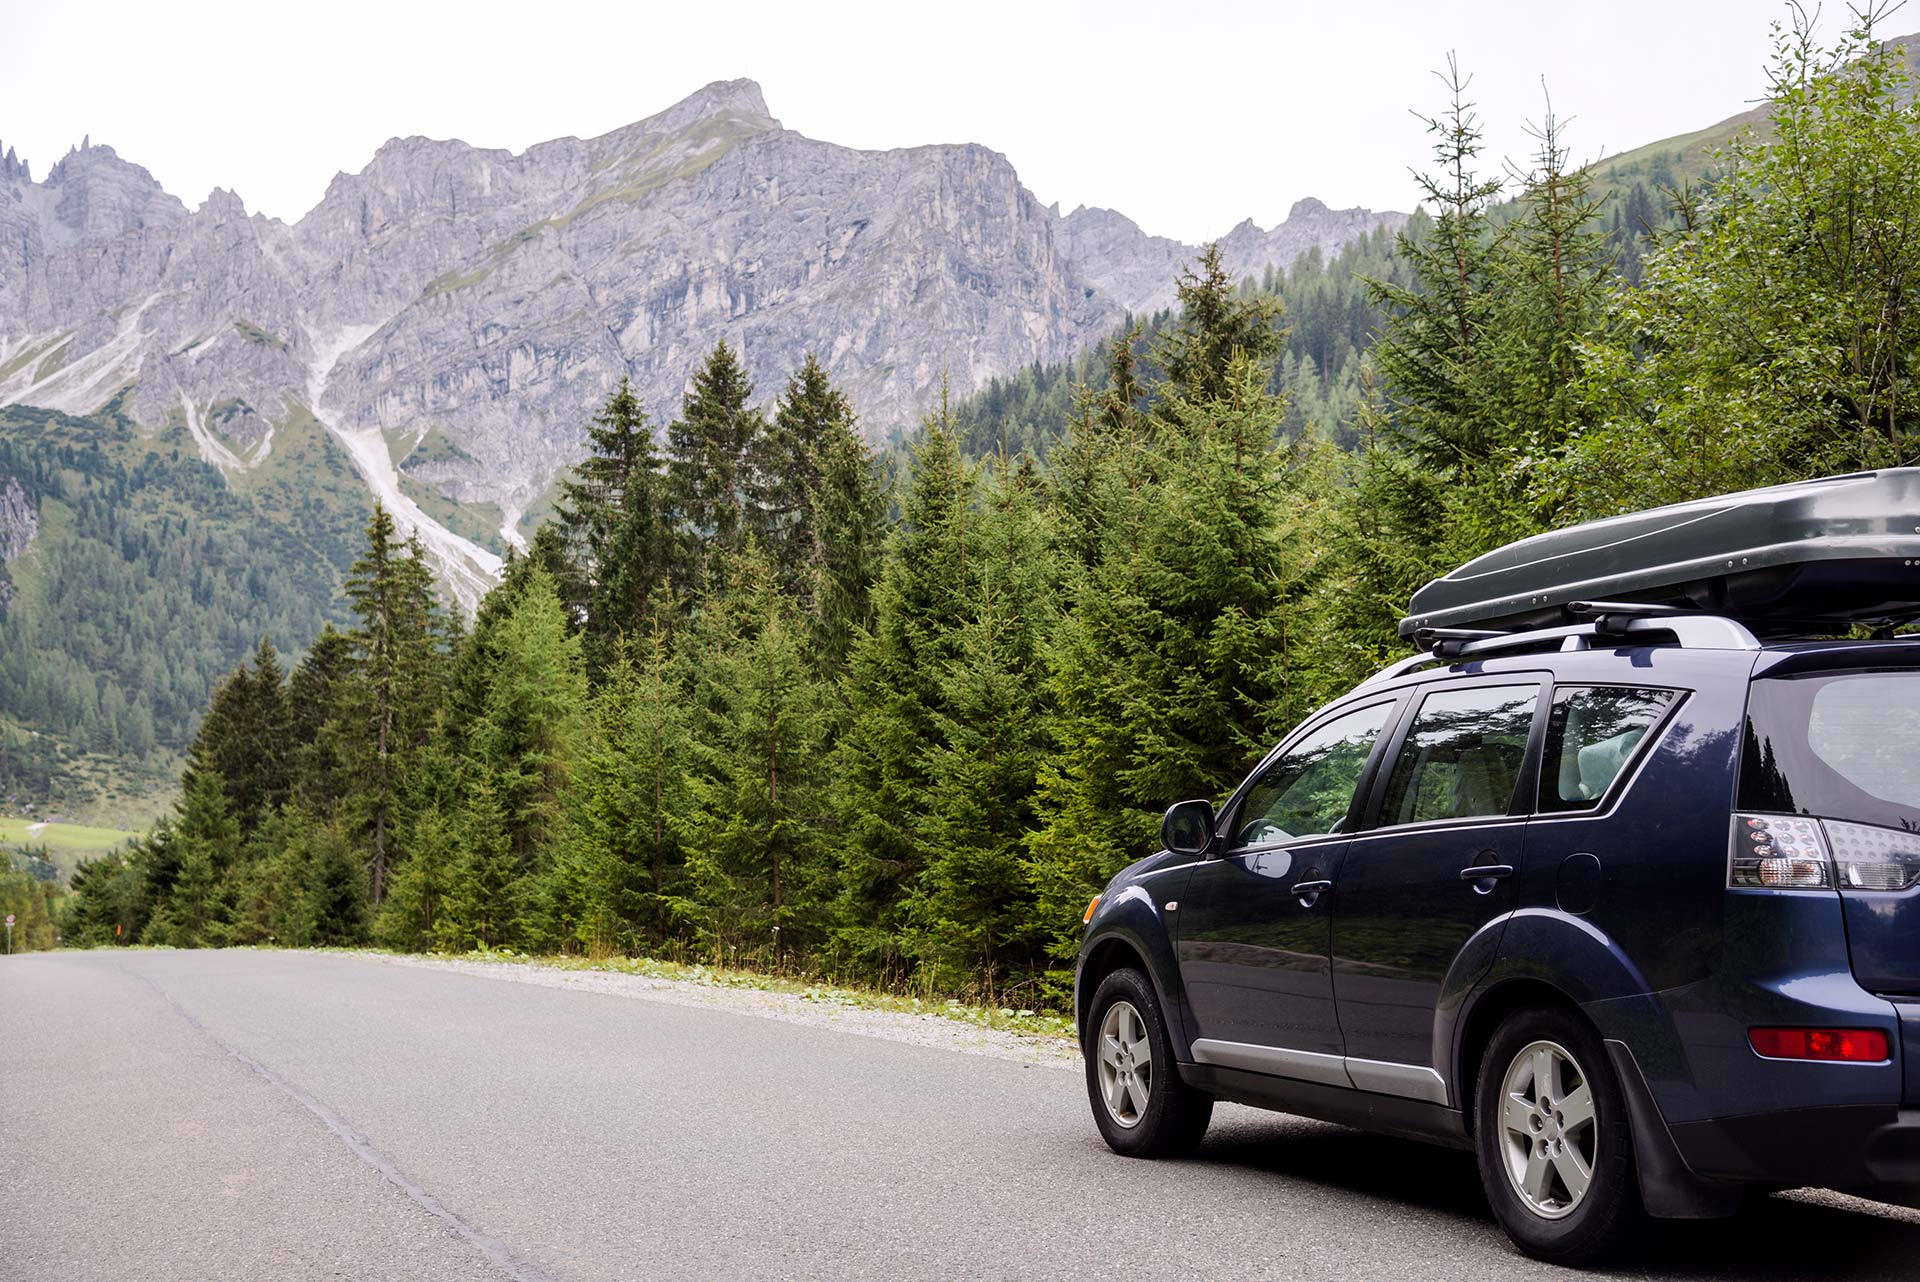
[346,947,1078,1042]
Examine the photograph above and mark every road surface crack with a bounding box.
[135,970,557,1282]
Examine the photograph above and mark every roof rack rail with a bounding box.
[1357,614,1762,689]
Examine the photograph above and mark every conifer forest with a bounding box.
[50,15,1920,1004]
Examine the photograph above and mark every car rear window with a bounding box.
[1538,686,1677,813]
[1740,672,1920,831]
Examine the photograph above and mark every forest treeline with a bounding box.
[56,14,1920,994]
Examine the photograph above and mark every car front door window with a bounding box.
[1230,703,1394,850]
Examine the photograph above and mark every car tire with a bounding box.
[1474,1006,1644,1266]
[1083,967,1212,1158]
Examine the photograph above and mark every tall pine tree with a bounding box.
[667,340,766,580]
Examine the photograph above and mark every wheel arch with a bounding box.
[1077,934,1153,1035]
[1454,976,1589,1129]
[1077,910,1192,1059]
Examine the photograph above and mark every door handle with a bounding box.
[1459,864,1514,894]
[1291,878,1333,905]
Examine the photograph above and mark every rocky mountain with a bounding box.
[0,81,1402,605]
[1060,197,1409,316]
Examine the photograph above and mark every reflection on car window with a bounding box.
[1742,673,1920,831]
[1539,686,1676,813]
[1229,703,1392,850]
[1380,685,1539,827]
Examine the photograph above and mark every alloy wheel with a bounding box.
[1498,1039,1598,1219]
[1096,999,1153,1128]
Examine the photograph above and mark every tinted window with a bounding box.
[1379,684,1538,827]
[1230,702,1393,849]
[1539,686,1677,813]
[1742,672,1920,831]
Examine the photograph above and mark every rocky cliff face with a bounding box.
[1061,197,1409,317]
[0,85,1402,599]
[0,476,36,606]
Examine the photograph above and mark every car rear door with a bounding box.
[1329,676,1547,1103]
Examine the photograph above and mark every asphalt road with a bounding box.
[4,951,1919,1282]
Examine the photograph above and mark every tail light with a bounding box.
[1732,814,1920,892]
[1749,1027,1891,1063]
[1731,814,1831,888]
[1824,820,1920,892]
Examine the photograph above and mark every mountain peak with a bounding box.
[643,78,778,135]
[1286,196,1331,220]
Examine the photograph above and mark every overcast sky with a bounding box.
[2,0,1867,244]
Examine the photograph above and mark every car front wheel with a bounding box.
[1083,967,1212,1157]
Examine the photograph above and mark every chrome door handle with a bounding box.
[1458,865,1514,881]
[1291,879,1333,904]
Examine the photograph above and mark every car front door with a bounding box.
[1175,697,1400,1083]
[1330,677,1546,1103]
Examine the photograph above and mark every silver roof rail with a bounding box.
[1355,614,1763,689]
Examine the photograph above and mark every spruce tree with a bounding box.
[303,819,369,946]
[552,606,690,952]
[1027,348,1319,983]
[667,340,766,578]
[904,456,1057,990]
[1050,326,1149,571]
[446,524,577,748]
[557,378,677,671]
[1364,55,1505,469]
[286,626,355,816]
[828,397,977,970]
[145,769,242,946]
[438,782,521,951]
[806,410,888,669]
[467,566,586,878]
[1154,246,1285,411]
[340,507,446,904]
[679,546,830,961]
[180,637,292,839]
[747,355,886,652]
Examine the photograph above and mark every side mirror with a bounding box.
[1160,799,1216,856]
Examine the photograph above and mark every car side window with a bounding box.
[1539,685,1677,813]
[1378,684,1539,827]
[1229,702,1394,850]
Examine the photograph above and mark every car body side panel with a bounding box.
[1429,912,1523,1103]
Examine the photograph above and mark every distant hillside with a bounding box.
[0,392,369,817]
[948,33,1920,454]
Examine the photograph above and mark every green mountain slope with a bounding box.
[0,392,371,818]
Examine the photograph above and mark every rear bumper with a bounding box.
[1669,1104,1920,1204]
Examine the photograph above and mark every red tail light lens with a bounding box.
[1748,1027,1890,1063]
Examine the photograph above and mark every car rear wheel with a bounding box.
[1475,1007,1642,1265]
[1084,967,1212,1157]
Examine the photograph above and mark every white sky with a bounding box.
[1,0,1865,244]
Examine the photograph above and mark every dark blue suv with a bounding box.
[1075,472,1920,1266]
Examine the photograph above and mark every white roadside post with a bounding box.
[4,912,12,954]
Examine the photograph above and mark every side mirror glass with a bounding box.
[1161,799,1215,856]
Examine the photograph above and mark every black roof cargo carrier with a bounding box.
[1399,469,1920,641]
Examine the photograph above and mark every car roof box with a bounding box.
[1399,469,1920,639]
